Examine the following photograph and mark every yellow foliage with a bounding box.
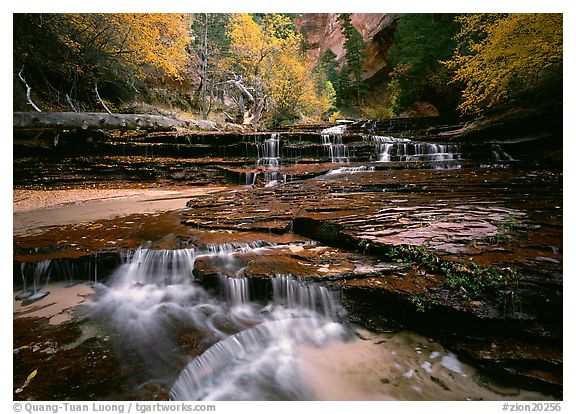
[444,13,562,114]
[360,103,394,120]
[225,14,332,123]
[65,13,191,81]
[328,111,341,123]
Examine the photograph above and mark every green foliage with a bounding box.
[444,13,563,114]
[360,78,401,120]
[337,14,368,105]
[318,50,339,87]
[373,241,522,315]
[411,296,427,312]
[388,14,460,114]
[480,214,526,246]
[410,295,439,313]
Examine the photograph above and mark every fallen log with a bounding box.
[14,111,186,132]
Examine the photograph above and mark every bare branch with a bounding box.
[17,67,42,112]
[94,82,112,114]
[226,79,255,103]
[65,94,78,112]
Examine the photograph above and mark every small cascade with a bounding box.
[364,135,462,167]
[240,170,287,187]
[16,259,52,301]
[89,241,286,375]
[321,125,350,163]
[219,276,250,306]
[271,274,344,320]
[110,241,276,287]
[170,274,347,401]
[199,241,275,257]
[263,171,285,186]
[115,248,198,287]
[256,133,281,168]
[242,171,257,186]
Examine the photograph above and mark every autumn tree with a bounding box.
[14,13,192,112]
[444,13,563,114]
[223,13,333,126]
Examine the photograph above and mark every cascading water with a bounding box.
[16,238,552,401]
[168,272,546,401]
[252,133,285,186]
[89,241,283,372]
[321,125,350,163]
[16,259,51,301]
[364,135,462,168]
[218,275,250,306]
[170,274,348,400]
[256,133,281,168]
[491,144,515,162]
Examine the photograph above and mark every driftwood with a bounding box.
[14,111,185,132]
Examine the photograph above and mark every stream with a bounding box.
[13,125,562,401]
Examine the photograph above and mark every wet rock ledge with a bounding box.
[181,167,562,394]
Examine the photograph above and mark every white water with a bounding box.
[171,274,347,400]
[17,259,52,301]
[89,242,282,370]
[256,133,281,168]
[66,241,553,401]
[363,135,462,167]
[321,125,350,163]
[491,144,515,161]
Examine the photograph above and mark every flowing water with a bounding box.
[321,126,350,163]
[363,134,463,168]
[14,124,558,401]
[256,133,281,168]
[15,241,553,401]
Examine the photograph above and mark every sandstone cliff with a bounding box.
[294,13,397,83]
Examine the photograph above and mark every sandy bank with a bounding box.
[13,186,230,236]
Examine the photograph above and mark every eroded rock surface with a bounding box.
[180,167,562,391]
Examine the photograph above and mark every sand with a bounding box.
[13,186,229,237]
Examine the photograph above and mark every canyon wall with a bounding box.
[294,13,397,83]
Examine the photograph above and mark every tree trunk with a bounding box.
[14,112,184,132]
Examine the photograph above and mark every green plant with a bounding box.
[385,245,404,261]
[358,238,371,254]
[411,295,439,313]
[411,296,427,312]
[480,214,526,246]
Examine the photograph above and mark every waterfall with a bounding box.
[242,171,257,186]
[491,144,515,161]
[321,125,350,163]
[256,133,281,168]
[114,248,198,287]
[271,274,344,319]
[89,241,290,375]
[364,135,462,167]
[218,275,250,306]
[170,275,347,400]
[16,259,52,301]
